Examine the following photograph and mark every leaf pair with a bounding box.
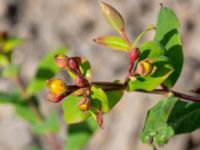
[141,94,200,148]
[94,2,156,53]
[94,2,130,52]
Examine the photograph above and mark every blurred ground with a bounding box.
[0,0,200,150]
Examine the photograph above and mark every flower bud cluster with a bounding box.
[47,54,92,111]
[55,54,89,87]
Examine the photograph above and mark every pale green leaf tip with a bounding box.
[99,1,125,33]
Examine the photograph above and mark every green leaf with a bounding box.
[0,90,24,104]
[105,90,124,109]
[94,36,129,51]
[2,64,20,79]
[65,118,97,150]
[27,145,43,150]
[32,111,60,134]
[140,94,176,147]
[141,95,200,147]
[139,41,165,60]
[15,103,41,124]
[167,100,200,134]
[128,63,174,92]
[154,7,183,88]
[63,95,90,124]
[27,47,67,95]
[139,41,171,65]
[3,38,23,53]
[0,54,9,66]
[90,86,109,112]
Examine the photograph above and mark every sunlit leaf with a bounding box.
[90,86,109,112]
[139,41,165,60]
[128,64,174,91]
[63,95,90,124]
[154,7,183,88]
[94,36,129,51]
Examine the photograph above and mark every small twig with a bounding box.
[120,30,131,47]
[92,81,125,88]
[137,89,200,103]
[171,90,200,103]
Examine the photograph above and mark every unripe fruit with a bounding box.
[46,79,68,95]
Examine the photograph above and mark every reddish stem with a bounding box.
[56,82,200,104]
[138,89,200,103]
[120,30,131,47]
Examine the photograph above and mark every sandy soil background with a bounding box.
[0,0,200,150]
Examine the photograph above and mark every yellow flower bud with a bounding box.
[78,97,91,111]
[136,59,153,76]
[79,104,88,111]
[46,79,68,95]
